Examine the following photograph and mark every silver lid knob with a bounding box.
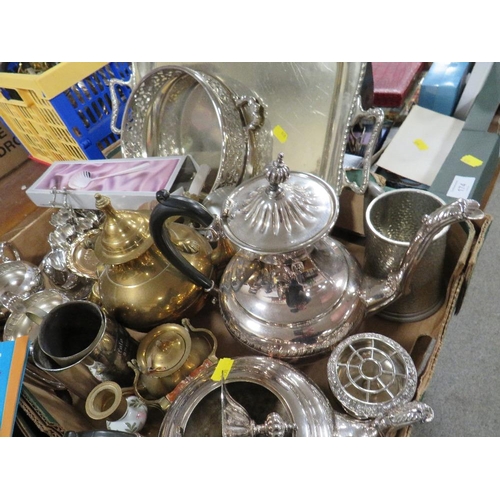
[266,153,290,193]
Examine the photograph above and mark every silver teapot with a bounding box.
[149,153,484,361]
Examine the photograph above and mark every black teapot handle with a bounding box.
[149,190,215,291]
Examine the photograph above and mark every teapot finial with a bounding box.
[266,153,290,192]
[94,193,111,211]
[93,193,153,265]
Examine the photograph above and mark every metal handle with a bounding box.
[374,401,435,436]
[0,241,21,263]
[236,95,265,131]
[108,77,132,135]
[0,290,24,312]
[365,198,485,314]
[396,198,484,290]
[149,190,215,291]
[342,96,385,194]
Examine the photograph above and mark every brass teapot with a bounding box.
[92,194,215,332]
[149,153,485,362]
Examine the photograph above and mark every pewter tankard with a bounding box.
[364,188,448,322]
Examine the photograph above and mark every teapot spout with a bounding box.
[363,198,484,315]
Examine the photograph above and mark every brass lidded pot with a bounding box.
[134,322,192,399]
[93,194,213,332]
[128,318,219,410]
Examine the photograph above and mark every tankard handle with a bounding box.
[149,190,216,292]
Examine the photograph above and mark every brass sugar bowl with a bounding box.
[93,194,214,332]
[128,318,218,410]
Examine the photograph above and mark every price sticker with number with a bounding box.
[446,175,476,199]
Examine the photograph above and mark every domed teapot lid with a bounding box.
[220,153,339,254]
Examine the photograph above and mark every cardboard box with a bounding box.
[375,62,500,208]
[429,129,500,205]
[371,62,425,108]
[454,62,496,121]
[0,119,28,180]
[418,62,472,116]
[1,208,54,264]
[426,62,500,206]
[2,192,492,437]
[375,105,465,188]
[462,62,500,132]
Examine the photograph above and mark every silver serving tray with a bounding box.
[131,62,379,195]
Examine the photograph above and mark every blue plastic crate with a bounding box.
[0,62,132,163]
[50,62,132,159]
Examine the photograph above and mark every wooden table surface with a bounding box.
[0,159,48,238]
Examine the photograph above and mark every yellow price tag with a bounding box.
[273,125,288,144]
[413,139,429,151]
[461,155,483,168]
[211,358,234,381]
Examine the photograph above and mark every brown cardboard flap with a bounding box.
[0,122,29,180]
[2,208,54,264]
[346,218,481,387]
[454,215,493,314]
[19,383,98,437]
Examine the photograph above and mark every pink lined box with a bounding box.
[26,156,199,210]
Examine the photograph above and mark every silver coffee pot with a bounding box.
[149,153,484,361]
